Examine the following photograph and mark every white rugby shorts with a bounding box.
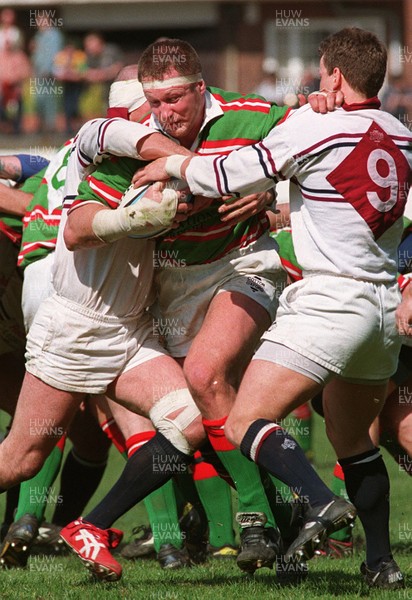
[22,252,55,332]
[154,232,286,357]
[26,293,166,394]
[259,274,402,381]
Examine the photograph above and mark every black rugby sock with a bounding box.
[241,418,333,508]
[340,449,392,570]
[53,450,107,526]
[84,432,191,530]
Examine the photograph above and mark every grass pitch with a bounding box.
[0,412,410,600]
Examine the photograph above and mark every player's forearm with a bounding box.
[170,149,275,198]
[77,119,159,165]
[0,156,22,181]
[64,203,108,250]
[136,133,192,161]
[0,186,33,216]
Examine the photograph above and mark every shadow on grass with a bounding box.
[112,565,371,597]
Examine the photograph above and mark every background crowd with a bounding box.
[1,7,411,140]
[0,8,123,136]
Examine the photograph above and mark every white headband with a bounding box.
[108,79,147,112]
[141,73,203,90]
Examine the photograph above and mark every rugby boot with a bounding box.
[360,558,405,589]
[33,522,67,555]
[285,497,356,562]
[236,512,281,574]
[157,544,191,569]
[0,514,39,568]
[60,518,123,582]
[120,525,155,559]
[179,502,208,564]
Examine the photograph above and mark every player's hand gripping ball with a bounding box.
[119,179,192,238]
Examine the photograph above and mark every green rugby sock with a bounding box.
[203,417,277,529]
[15,437,66,522]
[192,451,235,548]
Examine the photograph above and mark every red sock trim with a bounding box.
[101,418,127,454]
[126,431,156,457]
[291,402,312,420]
[192,450,219,480]
[202,416,236,452]
[334,462,345,480]
[56,434,67,452]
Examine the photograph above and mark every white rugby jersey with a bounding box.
[186,100,412,283]
[52,118,156,318]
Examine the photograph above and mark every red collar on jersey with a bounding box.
[106,107,130,119]
[342,97,381,111]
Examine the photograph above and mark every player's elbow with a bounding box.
[63,222,78,251]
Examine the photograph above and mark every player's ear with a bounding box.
[332,67,342,91]
[198,79,207,95]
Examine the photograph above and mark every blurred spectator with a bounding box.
[53,38,87,134]
[80,32,123,119]
[300,67,320,96]
[0,8,23,52]
[30,10,63,133]
[255,58,284,104]
[382,75,412,129]
[0,39,31,134]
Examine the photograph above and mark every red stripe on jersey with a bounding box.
[77,151,89,169]
[199,138,257,149]
[280,257,302,281]
[213,156,225,197]
[213,93,271,114]
[196,138,258,157]
[398,274,411,292]
[99,118,118,154]
[276,107,292,125]
[0,222,21,245]
[87,175,123,207]
[19,240,57,255]
[300,190,347,203]
[23,204,62,224]
[18,240,57,265]
[294,132,362,160]
[209,216,268,262]
[257,140,278,176]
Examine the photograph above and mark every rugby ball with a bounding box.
[119,178,191,239]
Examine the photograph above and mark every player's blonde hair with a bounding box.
[138,38,202,82]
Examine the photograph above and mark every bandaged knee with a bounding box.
[149,389,201,455]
